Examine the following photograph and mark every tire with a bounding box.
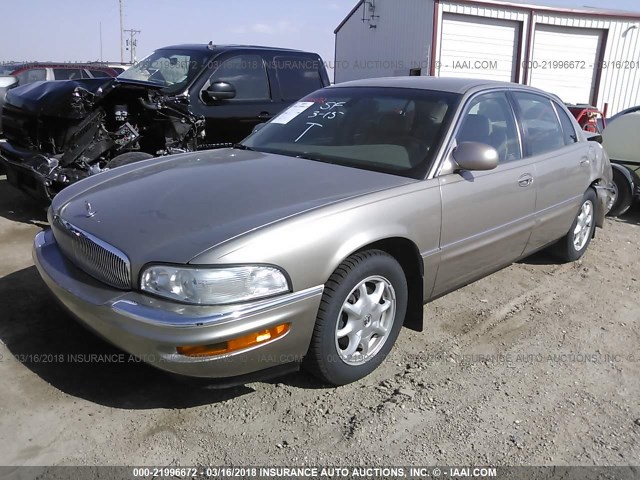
[555,189,597,262]
[304,250,407,386]
[607,168,633,217]
[106,151,154,169]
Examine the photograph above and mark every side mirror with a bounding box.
[202,81,236,103]
[0,76,18,89]
[452,141,499,171]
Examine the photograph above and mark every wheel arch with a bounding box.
[351,237,425,333]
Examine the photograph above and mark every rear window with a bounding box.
[88,69,112,78]
[273,56,324,101]
[53,68,83,80]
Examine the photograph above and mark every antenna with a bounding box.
[99,21,103,62]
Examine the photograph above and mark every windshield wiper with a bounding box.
[233,144,256,151]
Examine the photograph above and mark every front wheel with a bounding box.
[304,250,407,386]
[555,189,597,262]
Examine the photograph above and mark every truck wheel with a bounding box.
[304,250,407,386]
[607,168,633,217]
[107,152,154,169]
[555,189,597,262]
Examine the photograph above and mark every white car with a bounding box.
[601,110,640,216]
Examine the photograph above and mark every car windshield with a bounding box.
[241,87,460,179]
[117,49,209,93]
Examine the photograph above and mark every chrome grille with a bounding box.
[52,216,131,289]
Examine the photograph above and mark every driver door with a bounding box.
[432,91,537,297]
[192,54,275,145]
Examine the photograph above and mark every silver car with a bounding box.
[33,77,613,386]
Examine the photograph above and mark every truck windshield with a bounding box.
[117,49,209,93]
[241,86,460,179]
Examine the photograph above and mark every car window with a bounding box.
[513,92,565,156]
[456,92,522,163]
[209,55,270,101]
[554,102,579,145]
[242,86,460,179]
[273,56,324,101]
[53,68,83,80]
[15,68,46,85]
[88,69,111,78]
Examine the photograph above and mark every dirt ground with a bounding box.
[0,173,638,467]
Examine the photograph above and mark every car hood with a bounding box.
[53,149,414,269]
[4,78,159,119]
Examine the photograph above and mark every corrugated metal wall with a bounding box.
[334,0,435,84]
[533,13,640,115]
[335,0,640,114]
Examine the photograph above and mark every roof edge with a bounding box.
[335,0,365,34]
[444,0,640,20]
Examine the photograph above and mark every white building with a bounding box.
[334,0,640,115]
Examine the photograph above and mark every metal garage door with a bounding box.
[438,13,520,82]
[530,25,603,105]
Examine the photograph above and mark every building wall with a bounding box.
[334,0,435,84]
[532,12,640,115]
[335,0,640,115]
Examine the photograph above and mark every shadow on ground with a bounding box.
[0,175,48,227]
[0,267,257,409]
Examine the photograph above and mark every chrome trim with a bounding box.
[111,285,325,328]
[53,215,132,289]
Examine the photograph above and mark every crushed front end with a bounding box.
[0,78,205,203]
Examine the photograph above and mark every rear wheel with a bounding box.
[555,189,597,262]
[106,151,154,169]
[607,168,633,217]
[304,250,407,386]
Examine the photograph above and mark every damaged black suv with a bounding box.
[0,44,330,202]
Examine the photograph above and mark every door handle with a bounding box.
[518,174,534,187]
[257,112,271,120]
[580,159,590,166]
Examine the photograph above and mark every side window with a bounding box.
[513,92,565,156]
[15,68,46,85]
[53,68,83,80]
[273,56,324,101]
[456,92,522,162]
[208,55,270,101]
[88,69,111,78]
[554,103,579,145]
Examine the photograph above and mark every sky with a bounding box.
[0,0,639,67]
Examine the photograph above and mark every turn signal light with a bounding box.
[176,323,290,358]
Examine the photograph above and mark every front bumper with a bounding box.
[33,229,323,378]
[0,142,55,202]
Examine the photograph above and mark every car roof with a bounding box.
[158,44,318,55]
[330,76,548,95]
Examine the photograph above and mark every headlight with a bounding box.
[140,265,290,305]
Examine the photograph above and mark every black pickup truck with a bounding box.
[0,44,330,202]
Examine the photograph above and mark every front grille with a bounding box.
[52,216,131,290]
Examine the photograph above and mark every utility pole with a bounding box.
[119,0,124,63]
[124,29,141,64]
[99,22,103,62]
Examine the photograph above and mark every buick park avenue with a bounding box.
[33,77,613,386]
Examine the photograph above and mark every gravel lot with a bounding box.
[0,174,638,467]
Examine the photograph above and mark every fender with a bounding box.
[611,163,636,197]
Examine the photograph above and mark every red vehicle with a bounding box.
[565,104,606,134]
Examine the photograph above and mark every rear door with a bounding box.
[510,91,592,253]
[192,53,275,145]
[433,91,536,297]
